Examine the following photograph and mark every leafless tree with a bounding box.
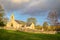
[47,10,58,26]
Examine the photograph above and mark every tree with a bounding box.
[43,22,48,31]
[36,25,42,30]
[0,5,5,18]
[27,17,37,26]
[47,10,58,26]
[3,17,8,25]
[0,4,5,26]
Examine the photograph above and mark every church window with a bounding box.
[12,16,13,19]
[11,23,13,27]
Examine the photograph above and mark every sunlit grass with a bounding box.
[0,29,60,40]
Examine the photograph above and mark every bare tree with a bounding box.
[47,10,58,26]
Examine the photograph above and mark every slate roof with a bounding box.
[15,20,21,24]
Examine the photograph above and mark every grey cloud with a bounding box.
[0,0,29,12]
[0,0,60,17]
[22,0,60,17]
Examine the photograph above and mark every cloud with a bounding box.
[0,0,60,17]
[11,0,30,3]
[0,0,30,12]
[22,0,60,16]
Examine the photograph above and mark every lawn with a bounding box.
[0,29,60,40]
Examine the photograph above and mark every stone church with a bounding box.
[5,13,35,30]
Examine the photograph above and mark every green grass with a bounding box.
[0,29,60,40]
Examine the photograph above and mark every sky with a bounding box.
[0,0,60,25]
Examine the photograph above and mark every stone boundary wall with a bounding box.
[0,27,58,34]
[19,28,57,34]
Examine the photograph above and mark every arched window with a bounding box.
[12,16,13,19]
[11,23,13,27]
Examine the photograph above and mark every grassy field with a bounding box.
[0,29,60,40]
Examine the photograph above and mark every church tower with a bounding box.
[10,13,15,21]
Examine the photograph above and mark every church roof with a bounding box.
[26,24,31,26]
[15,20,26,25]
[26,23,34,26]
[15,20,22,24]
